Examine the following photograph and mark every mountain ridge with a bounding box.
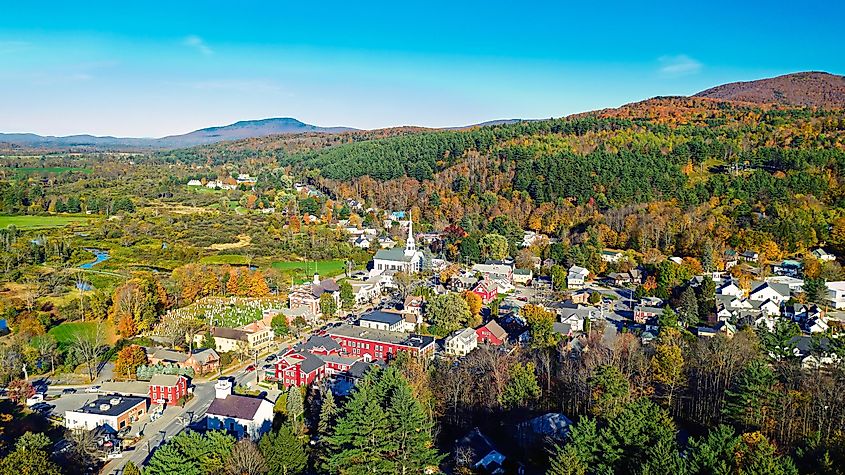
[694,71,845,108]
[0,117,358,150]
[3,71,842,152]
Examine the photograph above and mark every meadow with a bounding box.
[1,166,92,177]
[0,214,92,229]
[200,254,252,265]
[48,321,118,346]
[271,259,346,280]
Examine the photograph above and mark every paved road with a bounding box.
[96,330,317,475]
[100,367,260,474]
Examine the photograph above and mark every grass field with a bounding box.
[200,254,252,265]
[0,215,92,229]
[48,321,117,346]
[271,259,346,279]
[2,166,92,177]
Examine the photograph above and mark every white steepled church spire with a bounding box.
[404,210,416,256]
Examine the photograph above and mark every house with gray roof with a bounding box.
[206,378,273,440]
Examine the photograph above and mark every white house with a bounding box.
[600,250,624,263]
[812,248,836,262]
[349,281,379,306]
[353,235,371,249]
[567,266,589,289]
[187,179,203,187]
[754,314,778,332]
[358,310,405,332]
[826,281,845,309]
[749,282,789,305]
[755,299,781,316]
[471,263,513,283]
[513,269,533,285]
[205,379,274,440]
[717,281,744,297]
[378,236,397,249]
[444,328,478,356]
[807,316,829,334]
[521,231,545,248]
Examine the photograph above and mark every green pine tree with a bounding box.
[385,381,444,473]
[259,425,308,475]
[286,386,304,433]
[145,443,201,475]
[722,359,776,431]
[318,389,337,436]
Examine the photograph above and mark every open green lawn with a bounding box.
[271,259,346,279]
[200,254,252,265]
[48,321,115,346]
[0,214,93,229]
[2,166,92,177]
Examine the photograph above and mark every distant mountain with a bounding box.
[155,118,356,148]
[694,71,845,108]
[0,117,357,150]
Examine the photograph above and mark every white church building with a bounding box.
[370,212,424,276]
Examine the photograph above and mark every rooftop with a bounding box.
[207,394,265,420]
[374,248,416,262]
[328,324,435,349]
[70,395,146,417]
[359,310,404,326]
[211,327,249,341]
[149,374,186,387]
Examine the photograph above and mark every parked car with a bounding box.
[245,365,256,372]
[265,354,277,362]
[262,364,273,370]
[31,402,53,414]
[25,393,46,406]
[61,388,77,395]
[84,386,101,393]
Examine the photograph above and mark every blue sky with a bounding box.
[1,1,842,137]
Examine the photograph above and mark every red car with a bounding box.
[245,365,256,372]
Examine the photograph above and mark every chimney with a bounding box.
[214,378,233,399]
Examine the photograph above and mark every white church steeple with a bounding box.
[404,210,416,256]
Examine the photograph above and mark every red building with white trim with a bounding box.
[472,280,498,304]
[476,320,508,346]
[326,324,436,361]
[148,374,188,406]
[273,335,361,389]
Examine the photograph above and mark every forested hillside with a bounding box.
[277,97,845,262]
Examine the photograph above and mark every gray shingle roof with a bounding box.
[206,394,264,420]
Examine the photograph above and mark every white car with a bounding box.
[25,393,46,406]
[84,386,101,393]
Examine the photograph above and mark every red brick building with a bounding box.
[326,324,436,361]
[476,320,508,346]
[148,374,189,405]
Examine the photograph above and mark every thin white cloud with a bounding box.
[658,54,702,77]
[183,35,213,56]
